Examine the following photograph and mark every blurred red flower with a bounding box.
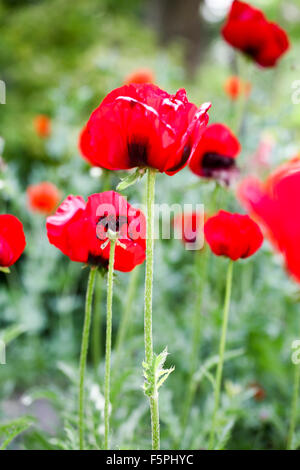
[224,76,242,100]
[173,212,205,250]
[224,76,251,100]
[27,182,61,215]
[189,123,240,185]
[79,84,211,175]
[248,382,266,402]
[222,0,289,67]
[0,215,26,268]
[238,158,300,282]
[46,191,146,272]
[204,210,263,261]
[124,68,155,85]
[34,115,51,138]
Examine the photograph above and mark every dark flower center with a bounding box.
[244,45,261,59]
[96,214,128,239]
[201,152,235,177]
[128,141,148,167]
[87,253,108,268]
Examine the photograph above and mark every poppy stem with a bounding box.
[287,362,300,449]
[78,266,97,450]
[92,271,103,374]
[209,259,233,450]
[104,237,116,450]
[144,167,160,450]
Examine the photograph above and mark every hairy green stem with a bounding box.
[209,260,233,450]
[78,267,97,450]
[92,272,103,373]
[104,238,116,450]
[144,168,160,450]
[287,362,300,450]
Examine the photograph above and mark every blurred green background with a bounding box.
[1,0,300,450]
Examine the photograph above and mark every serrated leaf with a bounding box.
[155,347,169,370]
[157,366,175,390]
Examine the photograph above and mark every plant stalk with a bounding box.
[209,259,233,449]
[144,168,160,450]
[104,238,116,450]
[92,271,103,373]
[78,266,97,450]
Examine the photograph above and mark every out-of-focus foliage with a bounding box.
[1,0,300,450]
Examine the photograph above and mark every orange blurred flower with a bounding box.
[123,68,155,85]
[34,115,51,138]
[224,76,252,100]
[27,182,61,215]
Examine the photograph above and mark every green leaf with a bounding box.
[143,347,174,398]
[0,416,35,450]
[156,366,175,390]
[116,168,146,191]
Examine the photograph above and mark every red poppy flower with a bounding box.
[27,182,61,215]
[79,84,211,175]
[124,68,155,85]
[222,0,289,68]
[224,76,251,100]
[173,212,205,250]
[238,158,300,282]
[34,115,51,138]
[46,191,146,272]
[204,210,263,261]
[188,123,240,184]
[0,214,26,268]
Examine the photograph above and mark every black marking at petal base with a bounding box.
[127,140,149,167]
[97,215,128,237]
[244,45,260,60]
[201,152,235,177]
[88,253,108,268]
[166,144,191,173]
